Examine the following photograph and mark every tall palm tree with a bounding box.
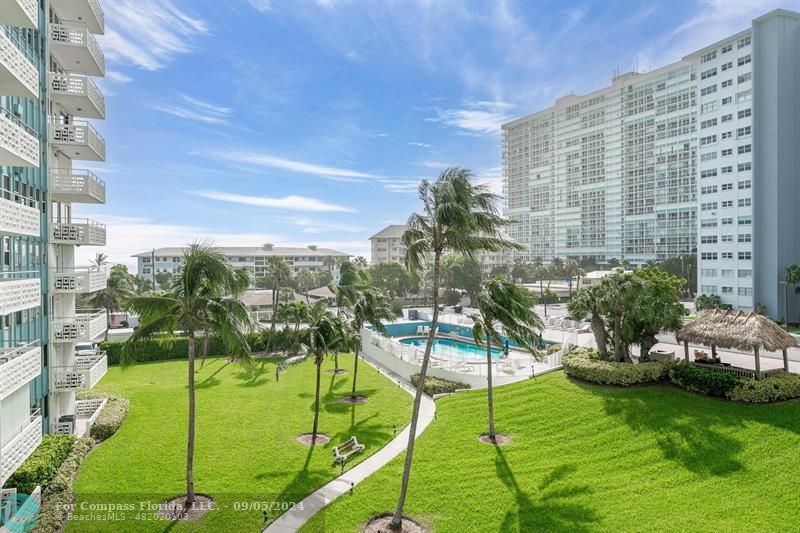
[390,167,521,530]
[91,252,108,271]
[348,286,393,400]
[295,268,317,303]
[260,257,293,344]
[471,277,542,442]
[785,264,800,324]
[122,242,253,506]
[329,261,365,372]
[89,264,134,339]
[199,266,251,369]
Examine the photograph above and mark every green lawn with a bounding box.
[302,372,800,532]
[69,354,412,532]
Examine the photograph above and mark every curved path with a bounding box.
[264,357,437,532]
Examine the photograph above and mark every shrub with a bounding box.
[391,302,404,317]
[47,437,93,494]
[410,373,470,396]
[669,363,744,397]
[546,343,562,355]
[4,435,75,494]
[563,349,670,386]
[34,437,93,533]
[727,372,800,403]
[76,392,129,441]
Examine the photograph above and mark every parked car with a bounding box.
[75,342,98,356]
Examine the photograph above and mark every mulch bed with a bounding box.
[157,494,215,521]
[478,433,512,446]
[296,433,330,446]
[338,395,368,404]
[327,369,349,375]
[363,514,429,533]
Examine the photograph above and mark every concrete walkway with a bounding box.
[264,356,436,533]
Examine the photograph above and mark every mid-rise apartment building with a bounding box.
[502,9,800,317]
[0,0,109,492]
[135,244,351,284]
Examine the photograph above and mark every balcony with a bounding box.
[51,310,107,343]
[49,72,105,119]
[53,398,106,436]
[0,341,41,401]
[0,409,42,486]
[49,119,105,161]
[0,272,40,316]
[50,267,107,294]
[51,352,107,392]
[0,29,38,98]
[0,190,39,237]
[0,107,39,167]
[50,0,103,35]
[48,22,104,77]
[49,169,105,204]
[50,218,106,246]
[0,0,38,29]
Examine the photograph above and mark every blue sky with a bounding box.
[77,0,797,269]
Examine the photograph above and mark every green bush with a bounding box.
[4,434,75,494]
[546,343,562,355]
[410,373,471,396]
[33,438,93,533]
[76,392,129,441]
[46,437,93,494]
[563,349,671,386]
[669,363,744,397]
[391,302,404,317]
[727,372,800,403]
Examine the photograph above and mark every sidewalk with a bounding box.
[264,356,436,533]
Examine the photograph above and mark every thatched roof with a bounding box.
[676,309,799,352]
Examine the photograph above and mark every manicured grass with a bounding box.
[69,354,411,532]
[302,371,800,532]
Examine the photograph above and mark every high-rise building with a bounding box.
[502,8,800,317]
[0,0,108,490]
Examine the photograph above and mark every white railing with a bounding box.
[49,72,105,118]
[0,29,37,98]
[48,119,106,160]
[0,409,42,484]
[51,351,107,391]
[0,272,40,316]
[0,107,38,167]
[51,310,106,343]
[87,0,104,32]
[48,22,104,75]
[49,168,106,203]
[50,267,107,294]
[0,190,39,237]
[50,218,106,246]
[0,341,41,401]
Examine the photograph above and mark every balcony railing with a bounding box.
[0,27,38,98]
[0,188,39,237]
[51,310,107,343]
[49,168,106,204]
[50,0,103,35]
[0,341,41,401]
[0,271,40,316]
[0,409,42,486]
[49,72,105,119]
[0,106,39,167]
[49,119,105,161]
[50,218,106,246]
[0,0,38,29]
[51,351,107,392]
[50,267,107,294]
[48,22,104,76]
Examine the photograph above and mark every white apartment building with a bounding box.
[135,244,351,284]
[503,9,800,317]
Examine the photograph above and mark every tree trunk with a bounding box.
[312,355,322,441]
[591,314,608,360]
[613,306,622,362]
[104,307,111,342]
[639,335,657,362]
[199,333,210,369]
[390,252,441,530]
[486,334,495,441]
[186,333,196,505]
[540,279,547,317]
[334,352,340,372]
[351,347,360,399]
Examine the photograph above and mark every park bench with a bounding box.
[332,436,365,464]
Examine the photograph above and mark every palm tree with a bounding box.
[276,301,310,343]
[199,266,251,369]
[89,264,134,339]
[784,264,800,324]
[122,242,253,506]
[352,256,368,268]
[471,277,542,442]
[329,261,365,372]
[260,257,293,344]
[390,167,521,530]
[295,268,317,303]
[91,252,108,271]
[348,286,393,400]
[568,284,609,360]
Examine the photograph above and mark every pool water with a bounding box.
[400,337,504,360]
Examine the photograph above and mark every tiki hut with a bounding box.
[676,309,799,377]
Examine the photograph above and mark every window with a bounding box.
[701,185,718,194]
[700,135,717,146]
[737,54,751,66]
[722,269,734,277]
[737,126,751,137]
[701,169,718,179]
[722,252,733,259]
[738,162,752,172]
[738,180,751,189]
[721,165,733,174]
[721,149,733,157]
[736,90,751,103]
[722,44,733,54]
[721,113,733,122]
[722,286,733,294]
[722,96,732,105]
[738,144,751,154]
[701,51,717,63]
[701,118,718,129]
[738,269,752,278]
[701,152,717,162]
[738,216,752,225]
[701,101,718,113]
[738,198,751,207]
[722,183,733,191]
[701,269,718,277]
[701,85,718,96]
[738,108,751,119]
[701,202,718,211]
[738,72,752,83]
[701,67,717,79]
[739,287,753,296]
[701,235,718,244]
[722,217,733,225]
[737,35,751,49]
[701,252,718,260]
[722,200,733,208]
[701,285,718,294]
[701,219,718,228]
[722,131,732,139]
[721,234,733,242]
[721,61,733,71]
[738,233,752,243]
[722,79,733,88]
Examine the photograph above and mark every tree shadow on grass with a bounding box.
[494,447,597,532]
[234,360,272,387]
[194,360,229,390]
[266,441,336,524]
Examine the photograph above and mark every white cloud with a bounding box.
[193,190,356,213]
[408,141,432,148]
[106,70,132,83]
[248,0,273,13]
[473,166,504,197]
[102,0,208,71]
[208,150,382,182]
[417,159,451,169]
[381,179,420,194]
[426,100,515,136]
[288,216,365,234]
[150,94,232,125]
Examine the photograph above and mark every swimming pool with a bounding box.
[400,337,504,360]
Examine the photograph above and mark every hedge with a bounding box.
[563,349,671,386]
[411,373,471,396]
[669,363,744,398]
[4,434,75,494]
[76,391,129,441]
[727,372,800,403]
[34,437,93,533]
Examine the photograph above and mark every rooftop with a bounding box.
[369,224,408,240]
[133,245,351,258]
